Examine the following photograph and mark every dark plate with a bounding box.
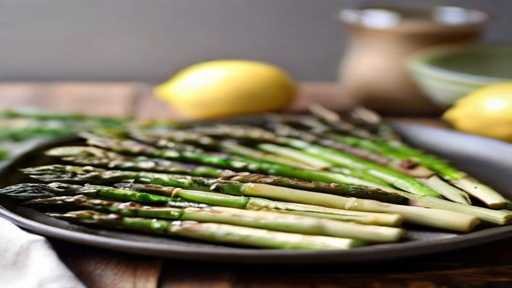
[1,123,512,263]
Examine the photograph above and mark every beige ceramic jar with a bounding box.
[338,6,487,114]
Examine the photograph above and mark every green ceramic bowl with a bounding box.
[408,45,512,107]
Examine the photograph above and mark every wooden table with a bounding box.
[0,82,510,288]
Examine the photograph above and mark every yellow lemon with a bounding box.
[443,82,512,141]
[155,60,297,119]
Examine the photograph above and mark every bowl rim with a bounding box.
[408,44,512,86]
[339,5,488,34]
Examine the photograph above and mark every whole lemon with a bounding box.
[155,60,297,119]
[443,82,512,142]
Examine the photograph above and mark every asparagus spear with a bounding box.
[23,164,408,204]
[27,195,403,242]
[218,141,317,169]
[38,152,505,224]
[128,129,442,198]
[331,133,506,208]
[317,105,508,208]
[0,148,8,160]
[46,146,225,177]
[266,121,434,178]
[265,121,393,166]
[131,129,317,169]
[51,210,362,250]
[167,127,440,197]
[309,104,375,139]
[80,133,408,199]
[46,147,408,203]
[301,107,476,204]
[0,126,76,141]
[347,106,402,140]
[115,182,403,226]
[211,182,479,232]
[8,177,475,232]
[134,128,394,188]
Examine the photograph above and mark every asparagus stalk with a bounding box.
[51,210,362,250]
[3,178,401,226]
[0,148,8,160]
[405,193,512,225]
[158,126,441,197]
[258,143,391,186]
[332,134,506,208]
[258,143,332,170]
[346,106,402,140]
[28,195,403,242]
[23,165,409,204]
[211,182,479,232]
[116,182,403,227]
[265,122,393,166]
[314,105,507,208]
[268,122,468,203]
[45,147,407,203]
[129,129,442,198]
[81,133,409,199]
[382,142,507,207]
[219,141,317,169]
[309,105,375,139]
[134,128,393,188]
[417,175,471,204]
[262,139,441,197]
[80,180,478,232]
[39,152,502,224]
[46,146,225,177]
[328,135,471,204]
[132,129,318,170]
[0,126,76,141]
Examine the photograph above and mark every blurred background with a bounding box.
[1,0,510,82]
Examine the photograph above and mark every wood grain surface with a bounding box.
[0,82,508,288]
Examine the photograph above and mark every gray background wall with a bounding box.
[0,0,510,82]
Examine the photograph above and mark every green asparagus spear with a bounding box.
[131,129,318,169]
[309,104,375,139]
[0,148,8,160]
[6,179,475,232]
[23,164,408,204]
[46,147,407,203]
[314,105,507,208]
[331,134,506,207]
[46,146,225,177]
[262,120,470,203]
[169,126,440,197]
[80,133,409,199]
[116,182,403,226]
[3,178,402,227]
[346,106,402,140]
[211,182,479,232]
[27,195,403,242]
[0,126,76,141]
[51,210,362,250]
[266,121,434,178]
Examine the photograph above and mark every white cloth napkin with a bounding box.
[0,217,85,288]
